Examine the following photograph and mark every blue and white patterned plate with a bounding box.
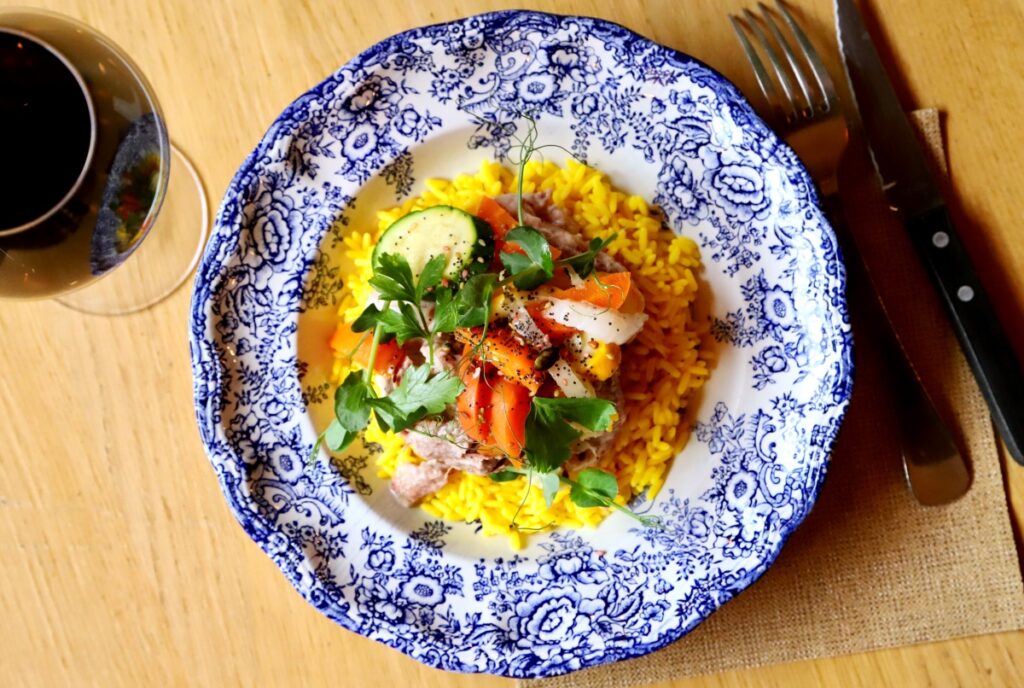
[190,10,852,678]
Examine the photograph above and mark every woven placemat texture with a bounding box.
[522,110,1024,688]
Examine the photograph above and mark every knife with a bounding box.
[836,0,1024,465]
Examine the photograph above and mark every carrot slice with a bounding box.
[329,323,404,374]
[455,326,546,393]
[476,197,518,240]
[488,377,530,459]
[551,271,644,313]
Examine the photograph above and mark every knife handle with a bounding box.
[907,205,1024,465]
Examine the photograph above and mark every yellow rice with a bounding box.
[332,159,709,549]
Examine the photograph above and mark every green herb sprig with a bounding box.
[491,465,662,529]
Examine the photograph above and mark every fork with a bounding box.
[730,1,970,505]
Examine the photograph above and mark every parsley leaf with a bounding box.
[416,253,447,302]
[334,372,372,432]
[431,286,458,333]
[432,273,498,332]
[323,419,351,452]
[489,466,560,506]
[351,303,384,333]
[354,302,428,344]
[308,373,374,460]
[500,226,554,289]
[369,253,417,301]
[381,303,429,344]
[537,470,561,507]
[486,464,660,528]
[489,468,524,482]
[524,397,616,473]
[454,273,498,328]
[370,364,464,432]
[524,407,580,473]
[539,397,618,429]
[568,468,618,507]
[557,234,616,278]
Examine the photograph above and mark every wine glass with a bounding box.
[0,8,207,314]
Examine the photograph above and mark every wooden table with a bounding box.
[2,0,1022,685]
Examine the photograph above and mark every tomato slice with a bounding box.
[456,367,494,443]
[488,376,530,459]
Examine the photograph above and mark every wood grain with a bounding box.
[0,0,1021,686]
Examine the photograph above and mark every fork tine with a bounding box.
[729,15,786,123]
[757,2,813,114]
[774,0,839,110]
[741,9,799,122]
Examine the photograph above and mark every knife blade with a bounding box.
[836,0,1024,466]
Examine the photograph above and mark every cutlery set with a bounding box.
[731,0,1024,504]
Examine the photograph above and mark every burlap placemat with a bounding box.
[522,110,1024,688]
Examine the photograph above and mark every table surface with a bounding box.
[2,0,1023,685]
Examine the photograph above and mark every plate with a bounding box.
[190,10,852,678]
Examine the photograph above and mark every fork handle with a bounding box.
[906,205,1024,465]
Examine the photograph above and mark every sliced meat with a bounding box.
[402,419,504,476]
[375,353,416,396]
[595,251,627,273]
[373,372,396,397]
[390,460,451,506]
[567,432,613,473]
[444,451,504,475]
[494,192,626,272]
[495,192,584,256]
[598,375,626,414]
[403,420,470,465]
[509,306,552,352]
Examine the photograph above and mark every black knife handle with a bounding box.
[907,205,1024,465]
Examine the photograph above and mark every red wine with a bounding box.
[0,17,168,298]
[0,30,94,232]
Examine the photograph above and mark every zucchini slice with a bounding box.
[372,205,494,283]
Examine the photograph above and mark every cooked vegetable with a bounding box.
[533,347,560,371]
[373,205,493,282]
[500,226,555,290]
[455,326,546,393]
[579,339,622,381]
[476,196,562,259]
[510,305,553,352]
[475,197,518,240]
[525,301,578,343]
[541,298,647,345]
[372,364,464,432]
[329,323,404,374]
[456,367,493,443]
[488,377,530,459]
[548,359,595,398]
[493,285,546,320]
[551,271,645,314]
[523,397,617,473]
